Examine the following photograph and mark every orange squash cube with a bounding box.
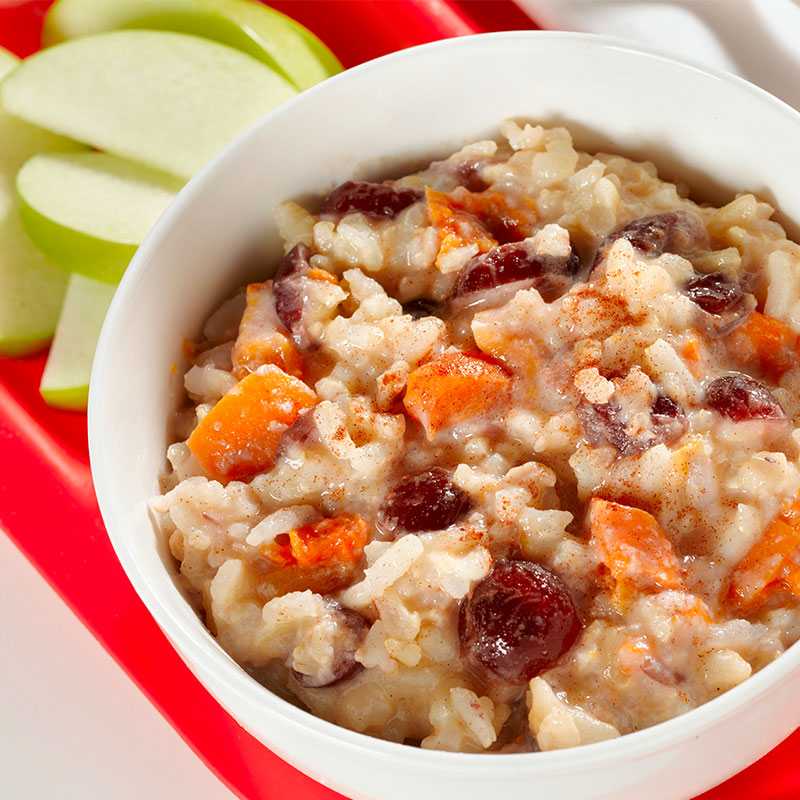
[232,281,304,380]
[426,188,497,269]
[728,311,800,381]
[264,514,369,569]
[426,187,539,271]
[727,497,800,610]
[403,351,511,440]
[589,498,683,612]
[187,365,317,480]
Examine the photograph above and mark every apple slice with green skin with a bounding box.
[0,45,17,77]
[42,0,341,92]
[0,210,70,357]
[260,2,342,80]
[17,152,183,284]
[1,30,297,180]
[40,273,117,410]
[0,47,86,356]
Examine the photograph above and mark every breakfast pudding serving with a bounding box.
[153,120,800,753]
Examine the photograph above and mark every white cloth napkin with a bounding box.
[515,0,800,110]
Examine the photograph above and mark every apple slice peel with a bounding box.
[1,30,297,180]
[39,273,117,410]
[17,152,183,283]
[42,0,342,91]
[0,45,87,356]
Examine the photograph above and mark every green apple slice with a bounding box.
[42,0,341,91]
[40,273,117,409]
[212,0,342,87]
[266,4,343,79]
[1,30,297,180]
[0,48,86,356]
[17,152,183,283]
[0,208,70,357]
[0,45,18,79]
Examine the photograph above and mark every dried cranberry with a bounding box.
[454,160,491,193]
[458,561,581,685]
[321,181,422,220]
[684,272,742,315]
[273,243,314,349]
[275,241,311,281]
[402,298,445,319]
[705,375,785,421]
[381,467,470,533]
[593,211,708,270]
[480,207,534,246]
[291,604,369,689]
[451,240,581,306]
[683,272,755,335]
[578,393,687,455]
[650,394,690,444]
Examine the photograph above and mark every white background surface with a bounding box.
[517,0,800,111]
[0,533,237,800]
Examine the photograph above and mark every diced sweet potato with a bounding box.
[426,186,539,271]
[306,268,340,285]
[232,281,304,380]
[426,188,497,269]
[187,365,317,480]
[256,561,359,600]
[403,351,512,440]
[264,514,369,568]
[727,311,800,381]
[589,498,683,612]
[682,339,699,362]
[727,497,800,609]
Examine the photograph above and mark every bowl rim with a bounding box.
[89,28,800,774]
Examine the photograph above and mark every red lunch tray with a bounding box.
[0,2,797,798]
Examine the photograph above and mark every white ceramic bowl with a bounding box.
[89,31,800,800]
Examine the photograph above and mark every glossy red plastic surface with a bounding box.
[0,2,796,798]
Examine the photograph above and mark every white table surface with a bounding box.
[0,533,237,800]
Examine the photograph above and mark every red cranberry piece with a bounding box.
[578,393,687,455]
[321,181,422,220]
[593,211,708,270]
[458,561,581,685]
[479,205,535,246]
[273,243,315,349]
[291,604,369,688]
[683,272,755,335]
[650,394,690,444]
[684,272,744,315]
[705,375,785,421]
[381,467,470,533]
[454,159,491,193]
[451,240,581,306]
